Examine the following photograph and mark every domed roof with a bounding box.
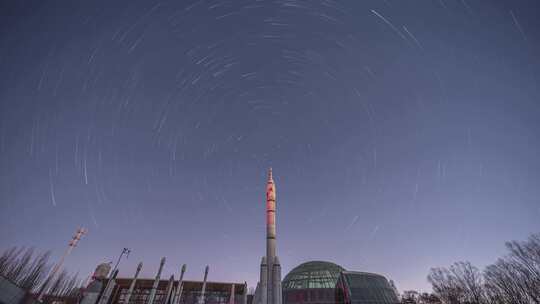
[282,261,345,290]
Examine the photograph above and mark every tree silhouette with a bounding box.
[0,246,82,297]
[426,233,540,304]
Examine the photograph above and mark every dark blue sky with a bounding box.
[1,0,539,292]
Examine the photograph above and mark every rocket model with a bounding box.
[124,262,143,304]
[164,275,175,304]
[256,168,282,304]
[172,264,187,304]
[147,257,166,304]
[199,265,210,304]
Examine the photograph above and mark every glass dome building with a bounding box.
[335,271,399,304]
[282,261,399,304]
[282,261,345,304]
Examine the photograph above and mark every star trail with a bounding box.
[1,0,539,292]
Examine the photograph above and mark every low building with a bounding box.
[100,278,247,304]
[84,277,247,304]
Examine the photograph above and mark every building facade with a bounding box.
[78,261,247,304]
[99,278,247,304]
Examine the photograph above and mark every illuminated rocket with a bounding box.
[256,168,282,304]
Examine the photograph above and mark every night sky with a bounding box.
[1,0,539,292]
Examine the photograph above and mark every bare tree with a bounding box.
[19,250,51,291]
[484,260,529,304]
[3,247,25,281]
[484,233,540,304]
[402,290,419,304]
[428,261,487,304]
[65,272,83,296]
[0,247,21,276]
[449,262,485,304]
[428,266,463,304]
[0,246,82,297]
[427,233,540,304]
[48,269,68,296]
[8,247,33,283]
[417,293,442,304]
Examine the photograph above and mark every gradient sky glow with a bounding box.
[1,0,539,293]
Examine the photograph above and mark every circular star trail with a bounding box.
[1,0,539,291]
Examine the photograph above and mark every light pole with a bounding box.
[98,248,131,304]
[112,248,131,272]
[37,227,87,301]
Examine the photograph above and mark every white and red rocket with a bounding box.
[255,168,282,304]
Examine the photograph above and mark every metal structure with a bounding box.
[282,261,344,290]
[37,227,87,301]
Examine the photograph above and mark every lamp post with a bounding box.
[98,248,131,304]
[112,248,131,272]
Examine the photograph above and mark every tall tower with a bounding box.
[256,168,282,304]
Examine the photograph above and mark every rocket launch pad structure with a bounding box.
[255,168,282,304]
